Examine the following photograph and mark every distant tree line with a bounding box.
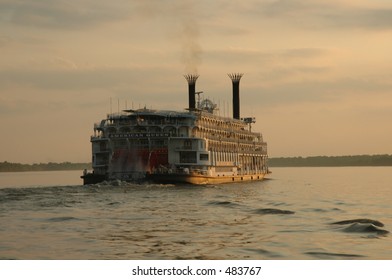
[2,154,392,172]
[0,161,91,172]
[268,155,392,167]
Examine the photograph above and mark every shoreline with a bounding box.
[1,154,392,172]
[268,154,392,167]
[0,162,91,172]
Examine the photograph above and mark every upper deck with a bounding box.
[91,105,267,155]
[92,107,262,139]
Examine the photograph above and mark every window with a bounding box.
[184,140,192,150]
[180,151,197,163]
[199,153,209,161]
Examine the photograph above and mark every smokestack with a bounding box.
[184,74,199,109]
[228,73,243,120]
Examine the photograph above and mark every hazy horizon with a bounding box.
[1,0,392,164]
[2,154,392,166]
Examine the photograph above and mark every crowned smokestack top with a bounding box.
[228,73,243,120]
[184,74,199,109]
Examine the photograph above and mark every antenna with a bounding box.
[195,91,203,108]
[110,97,112,115]
[243,117,256,132]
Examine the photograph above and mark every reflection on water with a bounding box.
[0,167,391,259]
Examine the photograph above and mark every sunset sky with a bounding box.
[1,0,392,163]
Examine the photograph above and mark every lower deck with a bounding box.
[146,172,267,185]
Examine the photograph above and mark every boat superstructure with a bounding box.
[82,74,268,184]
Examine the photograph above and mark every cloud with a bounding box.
[13,0,391,32]
[203,47,332,86]
[247,74,392,112]
[241,0,392,31]
[0,65,180,92]
[0,35,11,47]
[205,47,329,64]
[140,1,204,73]
[0,0,130,29]
[310,7,392,30]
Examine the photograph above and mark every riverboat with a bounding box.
[82,73,268,184]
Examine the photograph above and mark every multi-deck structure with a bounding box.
[82,74,268,184]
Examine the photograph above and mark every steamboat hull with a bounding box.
[81,172,267,185]
[147,172,266,185]
[81,173,106,185]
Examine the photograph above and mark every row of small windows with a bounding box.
[193,126,261,143]
[179,151,209,163]
[198,115,244,131]
[208,140,266,153]
[111,139,167,148]
[105,126,190,137]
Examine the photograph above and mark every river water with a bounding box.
[0,167,391,259]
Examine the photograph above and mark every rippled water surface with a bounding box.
[0,167,391,259]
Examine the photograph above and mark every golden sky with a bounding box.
[1,0,392,163]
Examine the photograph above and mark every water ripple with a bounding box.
[330,219,389,236]
[342,223,389,235]
[305,251,366,259]
[46,216,80,222]
[331,219,384,227]
[206,200,243,208]
[253,208,295,215]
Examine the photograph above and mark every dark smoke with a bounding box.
[134,1,202,73]
[180,17,202,74]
